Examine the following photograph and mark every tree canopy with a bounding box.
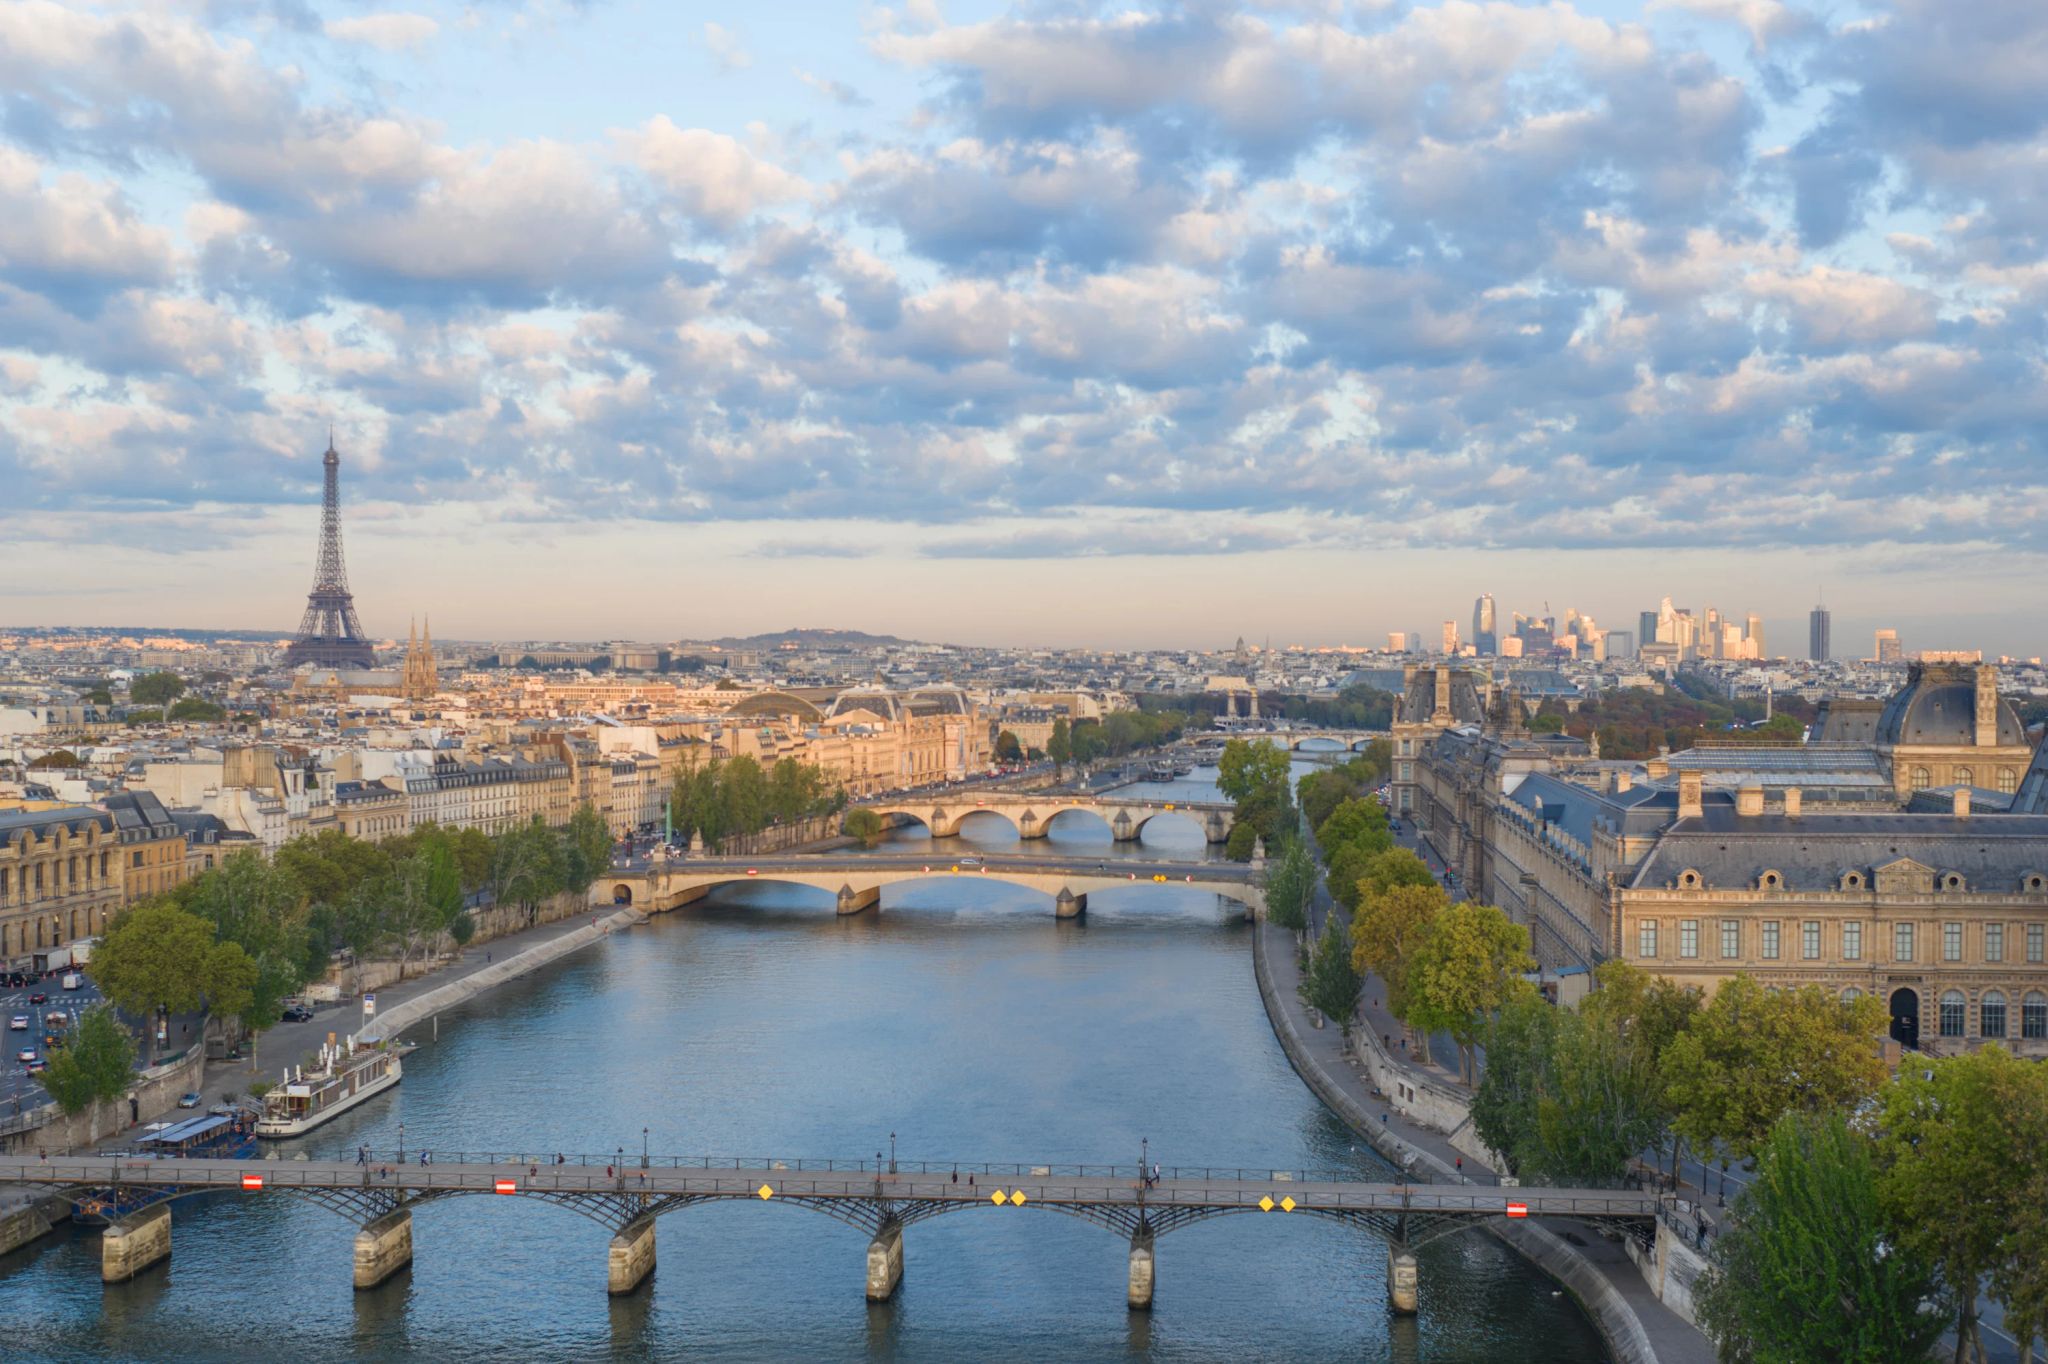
[40,1004,135,1115]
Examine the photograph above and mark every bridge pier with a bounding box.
[1386,1246,1419,1315]
[608,1214,657,1295]
[101,1204,171,1284]
[1055,889,1087,919]
[1017,814,1051,840]
[1127,1227,1155,1311]
[1204,813,1230,844]
[836,884,881,916]
[1111,811,1140,843]
[865,1217,904,1301]
[353,1208,414,1290]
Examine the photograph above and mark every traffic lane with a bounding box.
[0,974,101,1112]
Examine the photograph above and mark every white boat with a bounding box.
[255,1040,403,1138]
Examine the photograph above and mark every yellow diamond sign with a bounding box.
[991,1189,1008,1205]
[1280,1196,1297,1212]
[1258,1195,1275,1212]
[1010,1189,1028,1206]
[757,1184,774,1200]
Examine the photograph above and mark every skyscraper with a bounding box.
[1809,605,1831,661]
[1472,594,1497,655]
[1875,628,1903,664]
[1639,609,1659,651]
[1441,620,1460,655]
[1745,613,1765,659]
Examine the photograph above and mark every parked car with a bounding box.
[7,1016,26,1032]
[282,1004,314,1023]
[176,1092,202,1109]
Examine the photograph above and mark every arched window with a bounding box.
[1953,767,1973,788]
[2025,993,2048,1040]
[1939,990,1967,1037]
[1998,768,2019,795]
[1912,767,1932,790]
[1981,991,2007,1038]
[1842,986,1862,1002]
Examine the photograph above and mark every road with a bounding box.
[0,974,205,1119]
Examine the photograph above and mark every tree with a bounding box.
[1217,738,1289,803]
[1696,1111,1946,1364]
[1471,985,1559,1178]
[181,849,310,1029]
[167,697,226,722]
[994,730,1023,762]
[40,1005,135,1115]
[129,672,186,706]
[721,755,770,836]
[1535,1004,1670,1185]
[1300,917,1361,1029]
[844,808,886,849]
[276,829,392,911]
[1352,847,1437,904]
[562,803,614,895]
[1223,821,1260,861]
[92,900,221,1018]
[1402,901,1534,1084]
[1662,976,1886,1161]
[1348,880,1448,1019]
[1047,717,1072,772]
[1297,769,1357,832]
[1264,840,1316,934]
[1876,1046,2048,1364]
[491,819,565,922]
[1316,797,1391,858]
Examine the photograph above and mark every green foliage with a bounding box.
[40,1005,135,1115]
[277,829,394,910]
[181,849,310,1029]
[1527,712,1566,734]
[1662,975,1887,1159]
[1696,1111,1946,1364]
[1471,986,1560,1178]
[129,672,186,706]
[669,750,842,851]
[1875,1046,2048,1361]
[1316,797,1391,858]
[28,749,81,768]
[562,803,614,895]
[1348,880,1448,1019]
[167,697,226,722]
[84,687,113,706]
[1300,917,1362,1027]
[1217,738,1290,803]
[994,730,1023,762]
[93,901,221,1017]
[1264,840,1316,933]
[449,911,476,947]
[1264,683,1397,731]
[1223,820,1259,862]
[1402,901,1534,1083]
[843,807,886,849]
[1046,717,1072,770]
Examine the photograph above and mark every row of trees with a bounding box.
[1217,738,1296,860]
[1697,1045,2048,1363]
[668,753,846,851]
[89,808,617,1052]
[1043,710,1192,772]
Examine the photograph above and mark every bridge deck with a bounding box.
[0,1155,1649,1219]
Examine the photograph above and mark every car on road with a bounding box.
[281,1004,315,1023]
[60,973,81,991]
[7,1016,25,1031]
[176,1092,202,1109]
[25,1060,45,1074]
[958,856,983,866]
[15,1048,35,1063]
[27,993,46,1006]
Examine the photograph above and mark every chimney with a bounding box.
[1784,787,1802,819]
[1736,782,1765,817]
[1616,771,1633,793]
[1975,664,1999,747]
[1645,758,1670,779]
[1954,787,1972,819]
[1678,771,1703,819]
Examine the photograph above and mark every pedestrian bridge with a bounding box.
[2,1150,1653,1311]
[604,853,1265,920]
[861,793,1235,843]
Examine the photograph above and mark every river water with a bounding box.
[0,765,1605,1363]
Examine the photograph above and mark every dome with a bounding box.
[1875,664,2026,747]
[723,690,824,722]
[826,688,902,722]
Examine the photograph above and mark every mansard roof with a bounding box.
[1628,808,2048,893]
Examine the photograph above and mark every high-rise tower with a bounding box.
[1472,594,1496,655]
[1809,604,1831,661]
[285,436,376,669]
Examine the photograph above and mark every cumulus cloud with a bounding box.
[622,118,810,230]
[325,12,440,52]
[703,21,751,71]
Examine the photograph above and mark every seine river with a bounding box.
[0,764,1605,1362]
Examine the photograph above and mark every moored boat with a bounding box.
[75,1111,260,1224]
[255,1039,402,1139]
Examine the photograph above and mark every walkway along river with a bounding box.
[0,764,1609,1362]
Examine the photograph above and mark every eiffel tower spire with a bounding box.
[285,434,375,668]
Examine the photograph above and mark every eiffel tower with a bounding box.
[284,435,376,669]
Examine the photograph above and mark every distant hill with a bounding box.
[12,625,296,642]
[703,628,921,649]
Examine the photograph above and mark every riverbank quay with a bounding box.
[1254,815,1714,1364]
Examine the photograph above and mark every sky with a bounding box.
[1,0,2046,653]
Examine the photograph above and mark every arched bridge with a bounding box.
[860,793,1235,843]
[4,1151,1653,1312]
[1192,730,1388,754]
[605,853,1264,920]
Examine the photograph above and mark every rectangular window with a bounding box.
[1761,921,1781,960]
[130,851,143,868]
[2031,924,2045,965]
[1842,921,1862,961]
[1720,920,1740,959]
[1895,922,1914,962]
[1680,920,1699,959]
[1944,922,1963,962]
[1638,921,1658,958]
[1986,923,2004,964]
[1802,921,1821,960]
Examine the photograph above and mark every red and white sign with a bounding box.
[494,1179,518,1194]
[241,1174,264,1190]
[1505,1201,1528,1219]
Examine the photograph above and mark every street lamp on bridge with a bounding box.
[889,1131,897,1175]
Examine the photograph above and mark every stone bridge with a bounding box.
[860,793,1235,843]
[605,853,1265,920]
[2,1151,1652,1314]
[1187,730,1389,754]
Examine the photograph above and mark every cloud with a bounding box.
[795,68,869,107]
[703,21,751,72]
[622,118,810,231]
[325,12,440,52]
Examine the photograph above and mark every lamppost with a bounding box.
[642,1126,650,1170]
[889,1131,897,1175]
[397,1122,405,1163]
[617,1145,624,1183]
[1718,1159,1728,1208]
